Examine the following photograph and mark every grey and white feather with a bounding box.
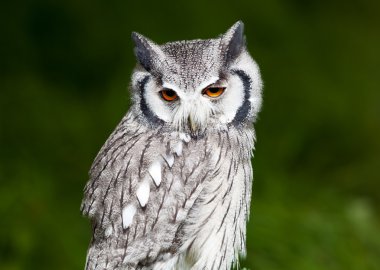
[81,21,263,270]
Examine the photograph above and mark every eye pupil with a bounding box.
[166,90,175,96]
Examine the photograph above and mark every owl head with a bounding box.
[130,21,262,136]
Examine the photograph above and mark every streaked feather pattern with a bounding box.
[81,111,255,270]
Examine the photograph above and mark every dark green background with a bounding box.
[1,0,379,269]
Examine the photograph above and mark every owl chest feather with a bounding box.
[82,113,254,270]
[171,130,254,270]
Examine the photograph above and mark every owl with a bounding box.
[81,21,263,270]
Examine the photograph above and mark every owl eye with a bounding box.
[203,87,225,98]
[160,89,178,101]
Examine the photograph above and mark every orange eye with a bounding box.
[160,89,178,101]
[203,87,225,98]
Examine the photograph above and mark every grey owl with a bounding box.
[81,21,263,270]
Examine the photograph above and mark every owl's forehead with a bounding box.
[160,39,222,90]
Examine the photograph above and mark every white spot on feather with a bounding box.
[179,133,191,143]
[163,153,174,167]
[174,141,183,156]
[105,225,113,237]
[149,160,162,186]
[122,204,136,229]
[136,180,150,207]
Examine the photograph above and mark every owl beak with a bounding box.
[188,115,198,134]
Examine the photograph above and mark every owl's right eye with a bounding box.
[160,89,178,102]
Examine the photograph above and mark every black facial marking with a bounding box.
[231,69,251,125]
[139,76,165,126]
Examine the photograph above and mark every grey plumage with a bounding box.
[81,21,263,270]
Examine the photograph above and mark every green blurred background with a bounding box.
[1,0,379,269]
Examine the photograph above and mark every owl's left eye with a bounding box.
[203,87,225,98]
[160,89,178,101]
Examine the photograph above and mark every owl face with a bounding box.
[131,21,262,136]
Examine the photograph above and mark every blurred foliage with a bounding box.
[1,0,379,269]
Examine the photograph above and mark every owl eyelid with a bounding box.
[202,81,227,91]
[205,81,226,88]
[205,86,226,90]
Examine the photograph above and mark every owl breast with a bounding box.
[82,112,254,270]
[169,128,254,270]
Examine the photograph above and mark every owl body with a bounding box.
[82,21,262,270]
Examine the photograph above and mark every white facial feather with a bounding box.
[217,75,244,123]
[144,80,172,122]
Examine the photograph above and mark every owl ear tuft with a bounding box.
[222,21,245,64]
[131,32,163,72]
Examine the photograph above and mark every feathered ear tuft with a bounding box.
[221,21,245,64]
[131,32,164,72]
